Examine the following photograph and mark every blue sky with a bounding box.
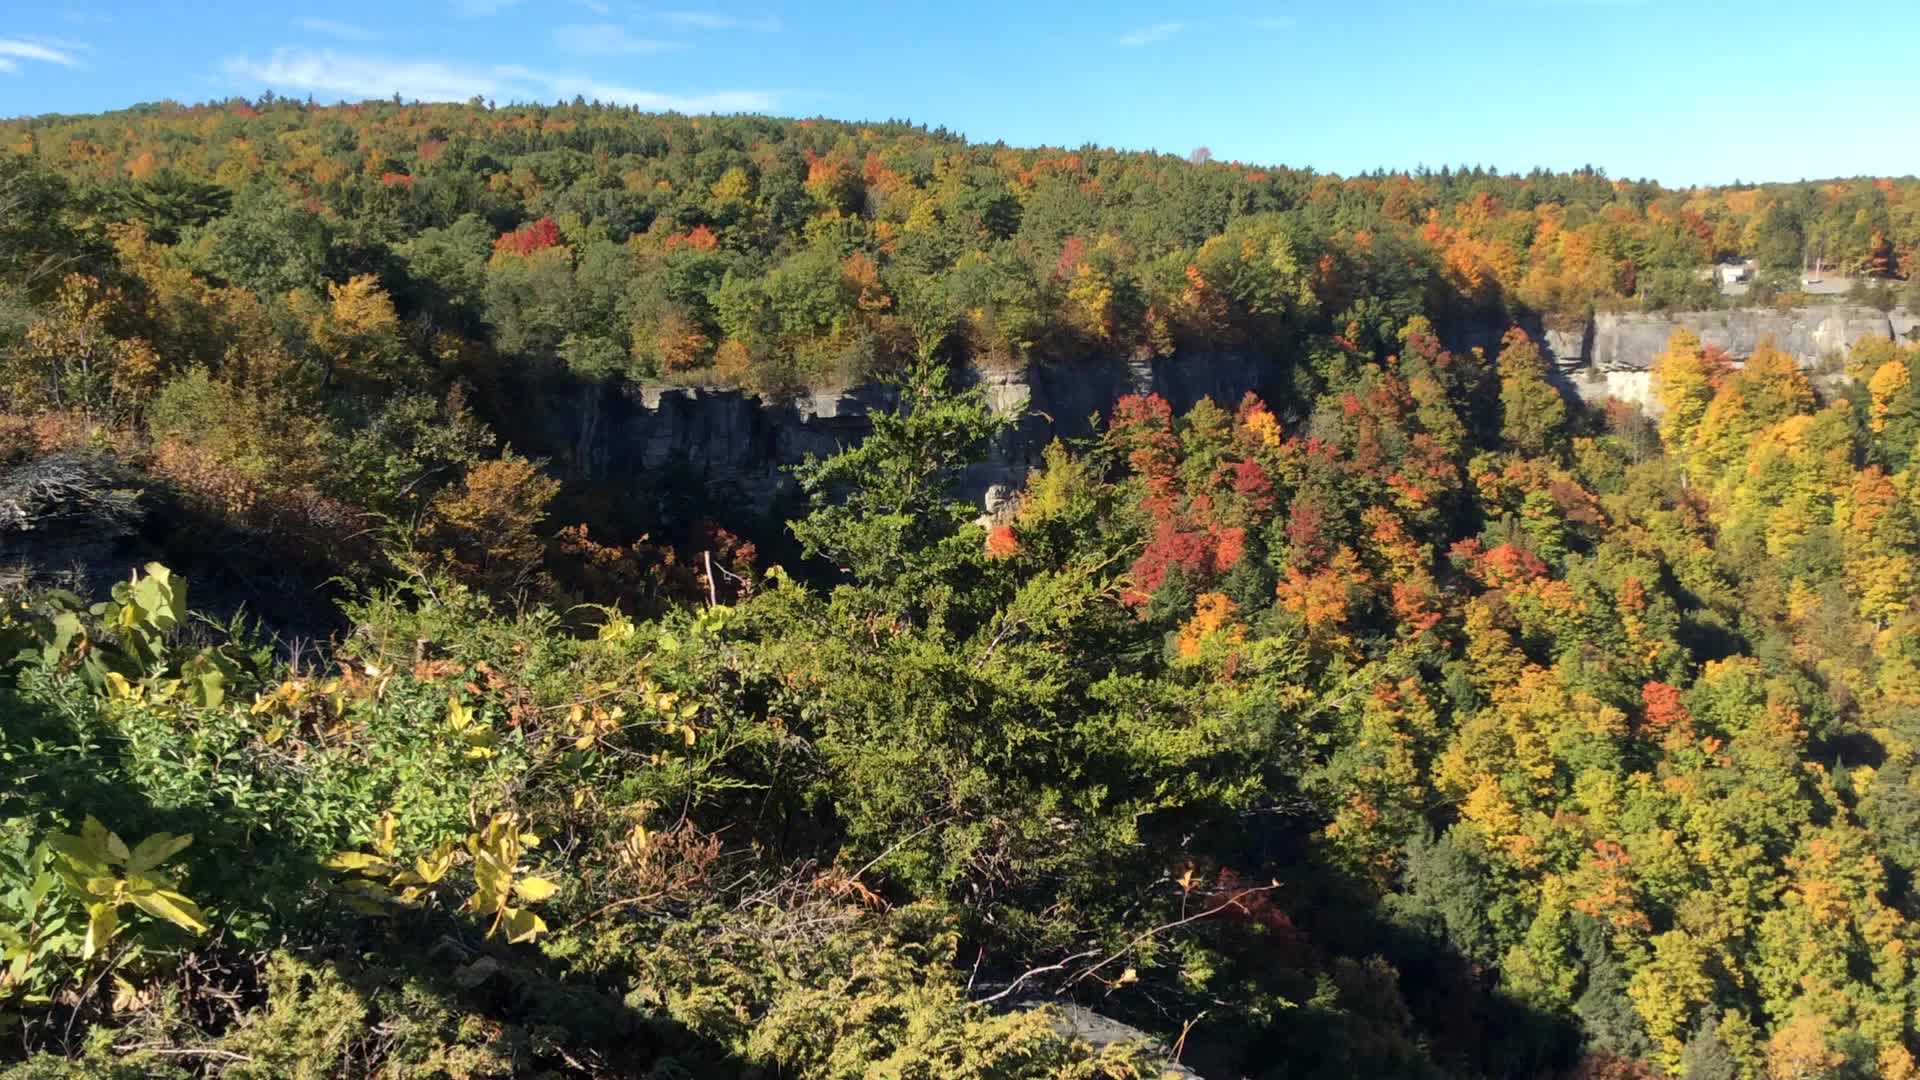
[1,1,1915,187]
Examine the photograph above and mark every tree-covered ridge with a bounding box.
[9,318,1920,1076]
[2,99,1917,401]
[10,97,1920,1078]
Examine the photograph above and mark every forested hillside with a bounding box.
[5,100,1920,1079]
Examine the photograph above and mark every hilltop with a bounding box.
[7,101,1920,1079]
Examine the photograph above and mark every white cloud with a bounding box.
[225,49,496,101]
[647,9,780,32]
[1116,21,1182,47]
[60,10,113,26]
[0,58,15,74]
[579,0,612,11]
[0,38,83,67]
[293,17,373,41]
[451,0,523,14]
[221,46,781,112]
[544,77,778,111]
[552,23,677,56]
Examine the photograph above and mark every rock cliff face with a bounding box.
[515,304,1920,523]
[1549,305,1919,409]
[515,353,1300,527]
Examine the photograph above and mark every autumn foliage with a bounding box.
[493,216,563,257]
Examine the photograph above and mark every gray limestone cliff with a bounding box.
[513,303,1920,523]
[1547,304,1920,409]
[514,352,1298,526]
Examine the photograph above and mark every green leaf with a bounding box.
[193,669,226,709]
[46,610,83,658]
[132,563,186,631]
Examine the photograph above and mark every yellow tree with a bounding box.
[1651,329,1714,469]
[1764,1012,1843,1080]
[1838,467,1919,626]
[301,274,412,389]
[426,453,561,597]
[1497,328,1567,457]
[6,273,161,421]
[1627,929,1717,1070]
[1690,340,1815,490]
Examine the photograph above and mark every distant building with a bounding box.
[1717,261,1754,287]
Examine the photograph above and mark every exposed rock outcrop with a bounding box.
[511,353,1299,529]
[1547,304,1918,407]
[0,451,346,637]
[508,303,1918,526]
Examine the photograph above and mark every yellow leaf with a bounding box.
[110,974,145,1013]
[512,875,559,903]
[415,847,455,884]
[83,903,117,960]
[127,889,209,934]
[323,851,391,874]
[471,855,513,910]
[127,833,192,876]
[500,907,547,944]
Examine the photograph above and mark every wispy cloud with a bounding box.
[451,0,522,15]
[222,46,781,112]
[226,49,495,101]
[293,16,372,40]
[1116,21,1182,47]
[578,0,612,11]
[645,9,781,32]
[1250,15,1294,30]
[0,37,83,68]
[552,23,677,56]
[59,10,112,26]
